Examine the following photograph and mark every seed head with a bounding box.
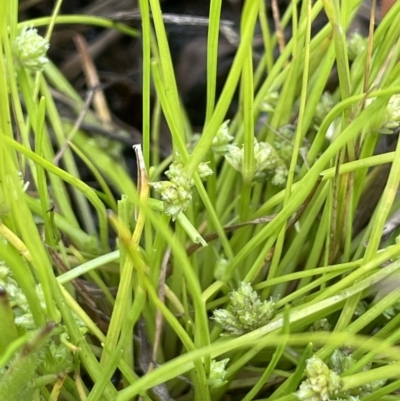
[13,27,50,71]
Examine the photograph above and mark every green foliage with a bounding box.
[1,0,400,400]
[0,323,55,401]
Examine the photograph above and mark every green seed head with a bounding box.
[212,120,234,154]
[13,27,50,71]
[197,162,213,180]
[208,358,230,388]
[212,282,276,334]
[296,356,342,401]
[347,32,367,61]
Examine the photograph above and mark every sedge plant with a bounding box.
[2,0,400,400]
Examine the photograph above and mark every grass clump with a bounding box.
[2,0,400,400]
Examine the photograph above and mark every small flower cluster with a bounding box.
[13,26,50,71]
[151,153,212,220]
[380,95,400,134]
[308,318,331,332]
[354,300,368,317]
[213,258,229,281]
[329,349,386,396]
[296,349,387,401]
[313,93,335,130]
[273,124,309,175]
[347,32,367,61]
[225,139,289,187]
[272,125,296,163]
[382,301,400,319]
[330,349,357,377]
[295,356,343,401]
[213,121,307,187]
[207,358,229,388]
[212,120,234,154]
[212,282,276,335]
[321,91,400,138]
[260,91,279,113]
[366,94,400,134]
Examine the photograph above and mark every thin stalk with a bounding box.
[139,0,151,168]
[205,0,222,123]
